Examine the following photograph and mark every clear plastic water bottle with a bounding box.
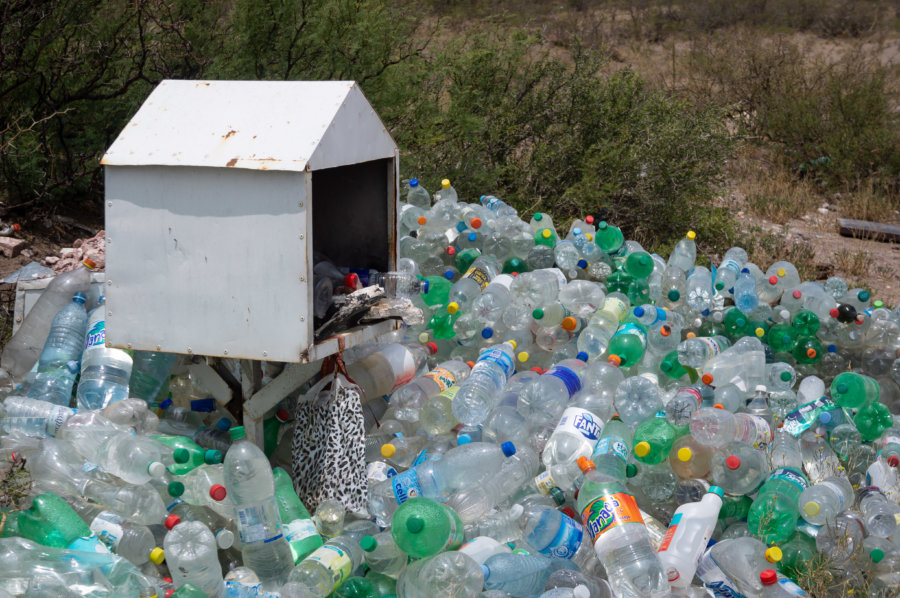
[223,426,294,587]
[447,255,502,314]
[542,404,604,470]
[397,551,484,598]
[857,486,900,538]
[287,535,364,597]
[69,499,162,566]
[27,293,88,406]
[748,467,810,544]
[677,335,730,368]
[372,271,429,298]
[451,340,517,425]
[614,375,661,427]
[733,268,759,313]
[346,342,436,402]
[716,247,748,292]
[576,457,668,598]
[710,442,767,495]
[360,532,406,577]
[164,520,225,597]
[407,178,431,209]
[76,346,134,411]
[482,552,566,596]
[0,395,75,436]
[799,474,854,525]
[391,359,471,421]
[1,259,95,379]
[667,231,697,273]
[690,407,772,449]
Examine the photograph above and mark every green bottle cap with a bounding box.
[549,487,566,506]
[173,448,190,464]
[360,536,377,552]
[871,548,885,563]
[667,289,680,301]
[168,481,185,497]
[708,486,725,499]
[205,450,223,464]
[625,463,638,478]
[230,426,246,440]
[836,383,848,394]
[780,371,792,382]
[406,516,424,534]
[534,213,543,221]
[532,308,544,320]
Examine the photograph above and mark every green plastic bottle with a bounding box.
[853,402,894,442]
[606,318,648,368]
[792,336,823,365]
[632,412,677,465]
[534,227,558,248]
[831,372,880,410]
[421,275,451,307]
[594,221,624,254]
[273,467,323,563]
[391,498,464,558]
[334,576,379,598]
[718,494,752,520]
[364,570,397,596]
[696,319,727,339]
[766,323,796,355]
[502,257,528,275]
[747,468,809,544]
[722,307,750,340]
[624,252,654,280]
[170,583,209,598]
[777,532,819,580]
[429,310,461,340]
[627,279,651,306]
[604,270,633,297]
[659,351,689,382]
[263,408,291,457]
[454,248,481,273]
[17,493,107,552]
[153,435,222,475]
[791,310,820,337]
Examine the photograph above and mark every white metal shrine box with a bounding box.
[101,80,399,363]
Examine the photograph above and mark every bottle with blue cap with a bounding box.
[657,485,725,587]
[406,178,431,209]
[27,292,88,406]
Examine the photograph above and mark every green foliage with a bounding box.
[397,34,734,250]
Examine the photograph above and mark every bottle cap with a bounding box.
[779,370,792,382]
[708,486,725,499]
[634,306,646,317]
[701,373,714,385]
[885,455,900,467]
[534,213,543,221]
[576,456,594,472]
[561,507,576,520]
[481,327,494,339]
[634,441,651,457]
[765,547,783,563]
[755,327,765,337]
[760,569,777,586]
[715,281,725,291]
[149,547,165,565]
[561,317,578,331]
[470,218,482,229]
[229,426,246,440]
[725,455,741,470]
[871,548,886,563]
[406,516,425,533]
[576,352,588,362]
[360,536,377,552]
[686,332,696,339]
[381,444,397,458]
[191,398,216,412]
[517,351,530,363]
[792,290,802,299]
[147,461,167,478]
[159,397,173,410]
[677,447,693,462]
[804,501,820,516]
[416,216,427,226]
[542,229,552,239]
[660,325,671,337]
[217,417,232,431]
[836,383,848,394]
[465,361,475,369]
[344,273,361,289]
[425,342,438,354]
[418,332,431,344]
[209,484,227,501]
[830,308,840,318]
[447,302,460,314]
[768,275,778,285]
[532,308,544,320]
[441,179,450,189]
[164,514,181,530]
[686,231,696,240]
[818,411,832,424]
[467,232,477,242]
[173,449,190,464]
[507,339,517,350]
[168,481,185,497]
[549,487,565,505]
[531,367,543,374]
[457,434,472,445]
[444,270,455,280]
[501,441,516,457]
[205,450,223,464]
[276,408,292,423]
[83,258,97,269]
[577,259,588,269]
[625,463,638,478]
[607,354,622,366]
[481,564,490,579]
[667,289,680,301]
[410,178,419,187]
[713,403,725,409]
[776,268,786,277]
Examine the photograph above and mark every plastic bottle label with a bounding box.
[534,471,556,495]
[463,265,491,290]
[746,415,773,450]
[46,407,73,437]
[554,407,601,442]
[235,499,281,544]
[90,511,126,551]
[546,367,582,398]
[696,552,744,598]
[657,512,681,552]
[593,437,628,462]
[424,367,457,392]
[613,323,647,348]
[441,511,465,552]
[391,469,421,504]
[603,297,628,322]
[818,480,846,510]
[477,348,515,379]
[541,514,584,559]
[778,579,808,595]
[767,468,810,492]
[782,396,837,437]
[720,258,742,277]
[67,535,112,554]
[166,498,184,512]
[306,545,352,590]
[367,461,398,483]
[580,492,643,544]
[881,435,900,449]
[694,336,724,359]
[284,518,319,544]
[680,387,703,407]
[381,344,418,389]
[83,320,105,352]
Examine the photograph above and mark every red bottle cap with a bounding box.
[768,275,778,285]
[164,515,181,530]
[760,569,777,586]
[209,484,227,501]
[276,408,291,422]
[792,290,802,299]
[888,455,899,467]
[725,455,741,470]
[343,273,360,289]
[830,308,840,318]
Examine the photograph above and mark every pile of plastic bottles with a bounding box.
[2,177,900,598]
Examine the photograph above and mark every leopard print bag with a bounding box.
[290,356,368,516]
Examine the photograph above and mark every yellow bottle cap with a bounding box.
[755,327,765,338]
[507,340,517,350]
[381,444,396,458]
[777,268,786,277]
[542,229,552,239]
[447,302,460,314]
[586,234,593,242]
[686,231,696,241]
[517,351,530,362]
[442,179,451,189]
[634,441,651,457]
[765,547,783,563]
[804,501,820,516]
[677,448,693,462]
[418,332,430,344]
[149,547,165,565]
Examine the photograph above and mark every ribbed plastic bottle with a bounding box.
[27,293,88,406]
[164,520,225,597]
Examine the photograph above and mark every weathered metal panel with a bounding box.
[104,165,309,362]
[101,80,397,173]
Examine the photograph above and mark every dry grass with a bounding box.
[741,225,819,280]
[834,248,872,279]
[737,161,823,224]
[840,178,900,223]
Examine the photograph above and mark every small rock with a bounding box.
[73,239,83,249]
[20,249,34,258]
[43,256,60,265]
[817,208,829,215]
[0,236,27,258]
[59,248,76,257]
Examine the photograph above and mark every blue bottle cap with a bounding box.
[708,486,725,499]
[481,564,490,579]
[573,228,582,235]
[456,221,467,232]
[481,328,494,339]
[457,434,472,445]
[501,441,516,457]
[444,270,455,280]
[410,178,419,187]
[216,417,232,431]
[819,411,832,424]
[577,259,588,269]
[72,292,87,304]
[634,306,646,317]
[423,280,430,294]
[66,360,80,374]
[191,398,216,412]
[828,345,837,353]
[467,232,476,242]
[159,397,173,410]
[479,195,486,201]
[576,352,589,362]
[741,268,750,274]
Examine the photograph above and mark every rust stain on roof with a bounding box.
[226,158,238,167]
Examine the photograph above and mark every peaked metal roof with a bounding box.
[102,80,397,173]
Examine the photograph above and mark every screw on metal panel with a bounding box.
[127,343,133,349]
[107,311,112,316]
[156,345,161,351]
[107,202,112,207]
[223,350,228,355]
[300,316,305,322]
[107,280,112,285]
[16,317,22,323]
[263,351,268,357]
[299,276,306,282]
[299,234,304,240]
[187,347,193,354]
[298,202,304,208]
